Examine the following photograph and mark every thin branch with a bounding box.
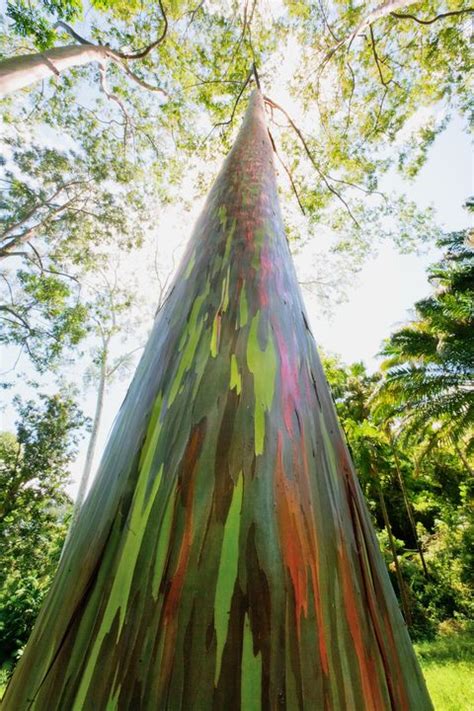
[221,0,257,79]
[107,345,144,377]
[1,180,87,243]
[0,193,84,259]
[252,62,261,90]
[267,128,305,215]
[391,7,474,25]
[0,305,34,332]
[27,241,44,271]
[118,61,168,96]
[343,60,355,137]
[115,0,168,59]
[317,0,339,42]
[54,20,91,45]
[184,79,242,88]
[185,0,205,28]
[0,343,25,376]
[263,96,360,227]
[98,63,131,149]
[306,0,409,88]
[369,25,390,88]
[205,68,253,139]
[324,172,386,200]
[1,274,15,306]
[367,86,388,137]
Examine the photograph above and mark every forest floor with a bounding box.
[416,624,474,710]
[0,627,473,706]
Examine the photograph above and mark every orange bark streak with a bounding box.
[275,433,329,674]
[338,543,386,711]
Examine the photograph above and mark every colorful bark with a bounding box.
[3,90,432,710]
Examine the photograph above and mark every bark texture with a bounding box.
[3,90,432,710]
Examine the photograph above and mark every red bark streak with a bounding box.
[382,610,411,711]
[163,427,202,620]
[299,436,329,676]
[276,456,309,626]
[335,434,409,706]
[274,325,300,435]
[338,543,386,711]
[275,433,329,674]
[259,243,272,308]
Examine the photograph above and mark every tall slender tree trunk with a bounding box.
[388,433,429,577]
[67,348,108,536]
[0,44,108,96]
[453,439,474,478]
[374,471,413,627]
[3,90,431,710]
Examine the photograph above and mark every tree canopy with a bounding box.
[0,391,87,666]
[2,0,471,379]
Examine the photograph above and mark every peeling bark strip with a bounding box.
[3,90,432,710]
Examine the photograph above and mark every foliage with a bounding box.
[2,0,468,379]
[0,391,87,665]
[0,111,150,374]
[287,0,472,180]
[378,227,474,446]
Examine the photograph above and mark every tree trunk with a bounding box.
[374,472,413,627]
[2,90,432,710]
[453,439,474,478]
[389,434,429,577]
[67,348,108,535]
[0,44,108,96]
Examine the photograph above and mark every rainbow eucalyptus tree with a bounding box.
[3,90,432,710]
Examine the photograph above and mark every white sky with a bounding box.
[311,112,471,367]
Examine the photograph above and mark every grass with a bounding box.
[415,624,474,711]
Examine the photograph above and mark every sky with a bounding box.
[0,61,472,499]
[54,111,471,498]
[309,112,471,368]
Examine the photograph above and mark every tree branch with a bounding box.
[98,63,131,149]
[267,128,305,215]
[118,61,168,95]
[205,68,253,138]
[369,25,390,88]
[0,305,34,333]
[0,192,84,260]
[311,0,411,84]
[55,10,168,94]
[391,7,474,25]
[115,0,168,59]
[54,20,91,45]
[1,180,87,243]
[263,96,360,227]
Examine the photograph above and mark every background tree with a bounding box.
[378,226,474,458]
[69,267,143,528]
[322,351,473,640]
[0,391,87,668]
